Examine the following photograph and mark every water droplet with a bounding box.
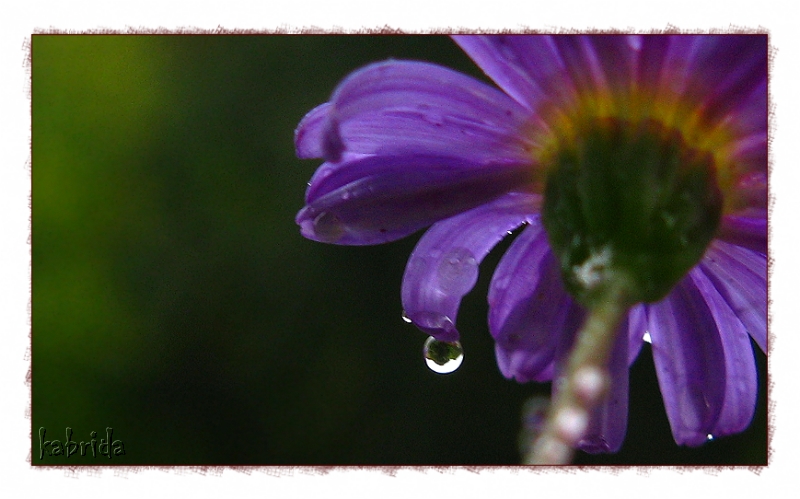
[494,275,511,291]
[401,310,412,323]
[642,331,652,343]
[423,336,464,374]
[436,247,479,294]
[706,434,715,441]
[312,211,345,242]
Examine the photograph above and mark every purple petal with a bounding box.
[546,36,634,100]
[716,213,767,255]
[700,241,767,352]
[626,304,647,365]
[454,35,766,128]
[296,60,538,164]
[646,278,726,447]
[296,154,534,245]
[579,315,630,454]
[452,35,576,111]
[578,36,642,98]
[632,35,672,101]
[401,193,540,342]
[688,36,768,130]
[730,168,767,213]
[295,103,336,160]
[689,268,758,438]
[488,222,584,383]
[721,78,768,143]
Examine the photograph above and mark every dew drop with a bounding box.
[312,211,345,242]
[706,434,715,441]
[401,310,413,323]
[494,276,511,291]
[642,331,652,344]
[436,247,479,294]
[423,336,464,374]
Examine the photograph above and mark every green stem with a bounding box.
[525,279,632,465]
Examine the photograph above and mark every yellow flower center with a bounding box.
[532,87,743,216]
[538,96,724,304]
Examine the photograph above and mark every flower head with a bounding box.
[295,35,767,455]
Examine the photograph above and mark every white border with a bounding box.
[2,1,797,497]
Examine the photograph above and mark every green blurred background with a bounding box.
[31,35,767,465]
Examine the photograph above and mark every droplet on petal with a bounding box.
[423,336,464,374]
[643,331,652,343]
[436,247,479,295]
[401,310,413,323]
[312,211,345,242]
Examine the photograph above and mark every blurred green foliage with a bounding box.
[31,35,767,465]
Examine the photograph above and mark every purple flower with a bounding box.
[295,35,767,453]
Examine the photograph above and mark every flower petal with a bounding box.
[401,193,540,342]
[687,36,768,130]
[579,315,630,454]
[700,241,768,352]
[298,60,538,164]
[646,278,726,446]
[297,154,533,245]
[717,212,767,255]
[488,222,584,382]
[689,267,758,438]
[730,167,767,214]
[295,102,337,160]
[626,304,647,365]
[452,35,576,111]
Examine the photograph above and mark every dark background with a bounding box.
[31,35,767,465]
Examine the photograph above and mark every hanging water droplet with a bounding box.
[401,310,412,323]
[706,434,715,441]
[423,336,464,374]
[642,331,652,344]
